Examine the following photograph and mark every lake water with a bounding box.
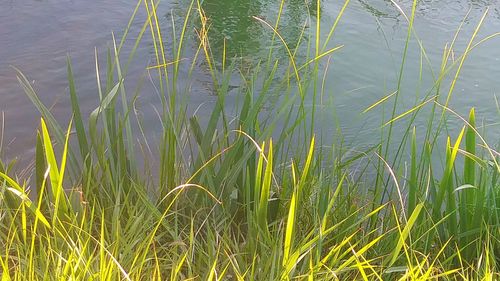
[1,0,499,164]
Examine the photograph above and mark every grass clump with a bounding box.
[1,0,500,279]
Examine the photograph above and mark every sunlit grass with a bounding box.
[1,0,499,279]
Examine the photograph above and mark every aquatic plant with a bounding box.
[1,0,499,279]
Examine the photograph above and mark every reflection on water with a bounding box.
[200,0,319,62]
[329,0,500,148]
[198,0,500,150]
[201,0,263,59]
[0,0,499,163]
[359,0,500,22]
[357,0,399,20]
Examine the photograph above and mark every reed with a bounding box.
[0,0,499,279]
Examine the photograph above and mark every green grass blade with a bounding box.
[257,139,273,238]
[67,57,89,164]
[388,203,423,266]
[408,127,417,215]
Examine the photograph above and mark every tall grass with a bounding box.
[1,0,500,279]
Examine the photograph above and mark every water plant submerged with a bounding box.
[1,0,500,279]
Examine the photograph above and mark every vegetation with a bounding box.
[1,0,499,279]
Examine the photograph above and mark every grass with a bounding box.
[1,0,500,279]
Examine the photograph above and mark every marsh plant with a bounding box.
[1,0,499,280]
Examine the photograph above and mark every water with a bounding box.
[1,0,499,164]
[0,0,143,161]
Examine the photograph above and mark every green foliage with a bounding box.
[0,0,499,280]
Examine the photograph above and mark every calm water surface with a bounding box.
[1,0,499,163]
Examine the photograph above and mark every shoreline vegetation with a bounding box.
[1,0,500,279]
